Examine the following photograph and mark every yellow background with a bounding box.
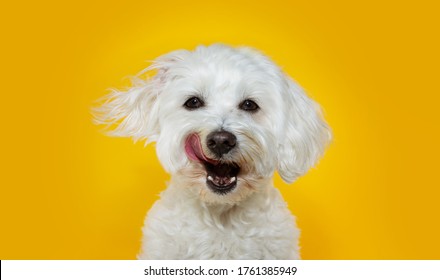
[1,0,439,259]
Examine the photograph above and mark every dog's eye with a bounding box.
[184,97,204,110]
[239,99,259,112]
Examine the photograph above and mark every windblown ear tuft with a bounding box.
[92,50,189,143]
[277,77,332,183]
[92,76,161,143]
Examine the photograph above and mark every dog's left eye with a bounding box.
[184,97,204,110]
[239,99,259,112]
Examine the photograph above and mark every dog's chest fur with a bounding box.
[138,184,299,259]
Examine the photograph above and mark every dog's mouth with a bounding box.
[185,134,240,194]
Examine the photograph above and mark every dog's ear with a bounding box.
[277,77,332,183]
[92,50,188,143]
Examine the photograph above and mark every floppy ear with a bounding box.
[277,77,332,183]
[92,50,188,143]
[92,77,160,142]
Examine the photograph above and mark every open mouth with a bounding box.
[185,134,240,194]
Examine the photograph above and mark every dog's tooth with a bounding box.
[208,175,237,187]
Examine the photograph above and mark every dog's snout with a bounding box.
[207,130,237,156]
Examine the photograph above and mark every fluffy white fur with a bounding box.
[93,44,331,259]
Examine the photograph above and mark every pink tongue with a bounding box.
[185,134,218,164]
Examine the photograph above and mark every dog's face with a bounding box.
[94,44,331,205]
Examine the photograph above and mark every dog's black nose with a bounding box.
[207,130,237,157]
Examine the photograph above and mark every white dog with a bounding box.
[94,44,331,259]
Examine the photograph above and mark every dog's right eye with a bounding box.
[184,97,204,110]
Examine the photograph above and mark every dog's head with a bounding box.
[94,44,331,204]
